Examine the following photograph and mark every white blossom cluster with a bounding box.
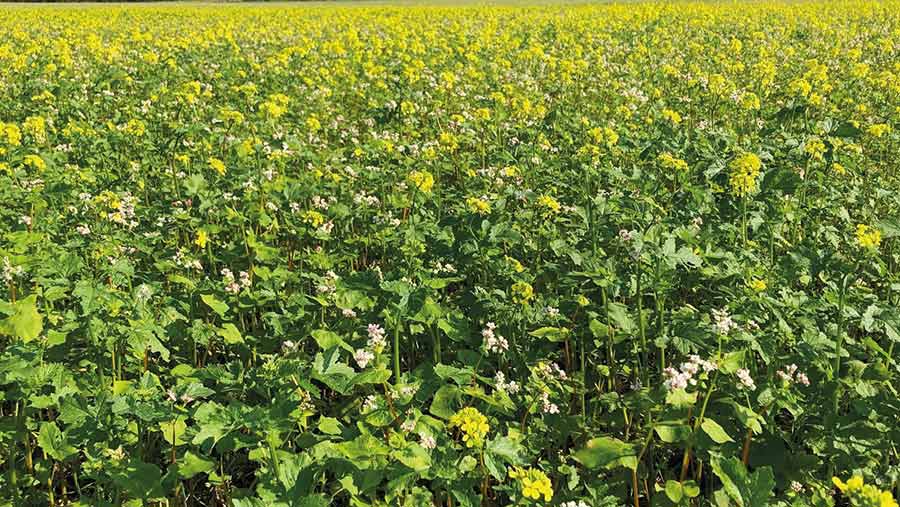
[482,322,508,354]
[221,268,251,294]
[736,368,756,391]
[494,371,520,395]
[776,364,810,386]
[663,355,717,391]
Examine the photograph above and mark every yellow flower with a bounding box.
[511,467,553,502]
[24,116,47,144]
[748,278,767,292]
[511,281,534,305]
[729,152,762,197]
[194,230,208,249]
[866,123,891,138]
[448,407,489,448]
[408,170,434,193]
[208,157,226,176]
[804,137,826,161]
[856,224,881,249]
[536,194,561,214]
[1,122,21,146]
[658,152,688,172]
[662,108,682,125]
[306,115,321,132]
[832,162,846,175]
[23,154,46,171]
[466,196,491,215]
[303,210,325,227]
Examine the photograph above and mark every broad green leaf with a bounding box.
[701,419,734,444]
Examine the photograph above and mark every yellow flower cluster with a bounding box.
[536,194,561,214]
[729,152,762,197]
[856,224,882,249]
[658,152,688,172]
[511,281,534,305]
[208,157,226,176]
[833,476,898,507]
[509,467,553,502]
[408,170,434,193]
[466,196,491,215]
[448,407,489,448]
[748,278,767,292]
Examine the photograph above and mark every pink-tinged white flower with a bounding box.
[790,481,804,493]
[736,368,756,391]
[76,224,91,235]
[401,419,416,432]
[362,395,377,412]
[354,349,374,369]
[419,433,436,450]
[482,322,509,354]
[540,391,560,414]
[777,364,810,386]
[494,371,520,395]
[367,323,386,351]
[342,308,357,318]
[712,308,737,335]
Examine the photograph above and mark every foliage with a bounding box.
[1,2,900,506]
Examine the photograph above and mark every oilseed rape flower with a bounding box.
[729,152,762,197]
[833,476,898,507]
[1,122,21,146]
[748,278,767,292]
[658,152,688,172]
[208,157,226,176]
[448,407,489,448]
[536,194,561,215]
[23,154,46,171]
[509,467,554,502]
[194,230,208,249]
[407,170,434,193]
[856,224,881,249]
[511,281,534,305]
[466,196,491,215]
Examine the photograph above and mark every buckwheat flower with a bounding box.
[796,372,810,386]
[541,392,560,414]
[663,367,690,391]
[354,349,374,369]
[362,395,378,412]
[239,271,251,289]
[342,308,357,318]
[19,215,32,227]
[790,481,804,493]
[419,433,436,450]
[281,340,298,354]
[482,322,509,354]
[546,306,560,317]
[76,224,91,235]
[180,393,195,405]
[167,389,177,402]
[561,501,590,507]
[401,419,416,432]
[367,323,387,351]
[736,368,756,391]
[712,308,737,335]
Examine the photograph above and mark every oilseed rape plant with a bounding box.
[1,2,900,507]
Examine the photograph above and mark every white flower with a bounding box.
[540,391,560,414]
[362,395,378,412]
[354,349,374,369]
[482,322,509,354]
[76,224,91,235]
[342,308,357,318]
[712,308,737,335]
[736,368,756,391]
[19,215,32,227]
[400,419,416,432]
[419,433,436,450]
[367,323,387,351]
[790,481,804,493]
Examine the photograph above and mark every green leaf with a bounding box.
[430,385,459,419]
[528,326,570,342]
[665,388,698,408]
[393,442,431,472]
[201,294,228,318]
[709,454,774,507]
[573,436,638,470]
[700,419,734,444]
[178,451,215,479]
[0,295,43,342]
[216,323,243,344]
[37,422,77,461]
[665,480,684,503]
[317,416,343,436]
[655,424,692,443]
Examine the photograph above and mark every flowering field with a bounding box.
[1,2,900,507]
